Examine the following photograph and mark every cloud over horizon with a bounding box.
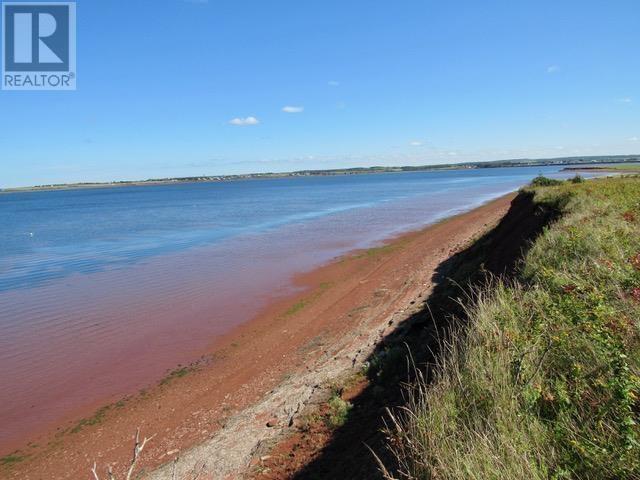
[229,116,260,126]
[282,106,304,113]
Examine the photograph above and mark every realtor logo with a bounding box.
[2,2,76,90]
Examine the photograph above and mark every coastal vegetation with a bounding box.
[158,365,197,386]
[326,390,353,429]
[384,175,640,479]
[283,281,333,317]
[0,454,25,466]
[530,175,564,187]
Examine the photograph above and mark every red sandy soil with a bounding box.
[1,194,514,480]
[248,375,371,480]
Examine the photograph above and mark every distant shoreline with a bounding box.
[2,154,638,193]
[561,165,640,173]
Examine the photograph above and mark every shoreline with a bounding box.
[562,166,640,173]
[3,193,516,479]
[2,157,638,194]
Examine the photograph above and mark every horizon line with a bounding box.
[2,153,639,191]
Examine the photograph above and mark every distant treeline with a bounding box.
[142,154,640,182]
[4,154,639,192]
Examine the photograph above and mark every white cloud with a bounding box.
[617,97,633,104]
[629,136,639,142]
[282,106,304,113]
[328,80,340,87]
[546,65,560,74]
[229,116,260,126]
[409,141,423,146]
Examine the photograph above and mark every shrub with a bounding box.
[569,174,585,184]
[530,175,563,187]
[326,392,352,428]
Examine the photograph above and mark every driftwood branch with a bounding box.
[91,427,155,480]
[91,462,100,480]
[126,427,156,480]
[171,455,179,480]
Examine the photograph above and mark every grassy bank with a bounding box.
[386,176,640,479]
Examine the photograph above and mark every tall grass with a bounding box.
[385,176,640,479]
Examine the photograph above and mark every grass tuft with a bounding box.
[326,392,352,428]
[159,365,196,386]
[0,454,26,466]
[283,281,333,317]
[70,405,111,434]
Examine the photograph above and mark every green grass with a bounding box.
[326,391,352,428]
[283,281,333,317]
[285,298,312,316]
[70,405,112,434]
[0,454,26,466]
[355,244,398,259]
[386,176,640,480]
[159,365,196,386]
[610,164,640,171]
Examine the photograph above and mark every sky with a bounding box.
[1,0,639,187]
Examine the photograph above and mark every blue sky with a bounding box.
[1,0,639,187]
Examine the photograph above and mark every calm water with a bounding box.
[0,166,604,450]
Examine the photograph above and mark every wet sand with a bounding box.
[3,193,515,479]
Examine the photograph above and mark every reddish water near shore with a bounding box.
[0,225,347,453]
[0,167,608,454]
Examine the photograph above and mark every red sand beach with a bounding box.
[3,193,514,479]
